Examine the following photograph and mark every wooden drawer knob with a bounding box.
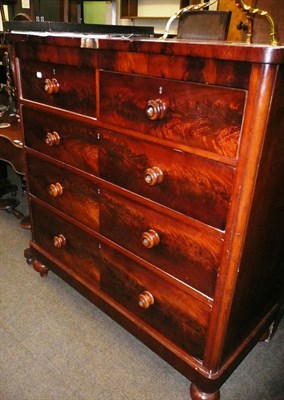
[48,182,63,197]
[45,131,60,147]
[142,229,160,248]
[44,78,60,94]
[53,234,66,248]
[137,291,154,309]
[144,166,164,186]
[145,99,166,121]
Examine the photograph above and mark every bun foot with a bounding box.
[190,384,220,400]
[32,259,49,277]
[24,247,33,265]
[18,215,31,230]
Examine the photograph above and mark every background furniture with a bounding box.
[120,0,201,19]
[250,0,284,44]
[0,41,29,227]
[0,43,20,214]
[7,27,284,400]
[1,0,77,23]
[177,10,231,40]
[0,99,30,227]
[218,0,284,44]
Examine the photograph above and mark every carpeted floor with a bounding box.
[0,172,284,400]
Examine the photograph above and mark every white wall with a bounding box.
[138,0,180,17]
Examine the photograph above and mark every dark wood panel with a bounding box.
[100,244,211,360]
[15,42,98,67]
[95,37,284,64]
[100,131,235,230]
[99,71,246,159]
[98,51,251,89]
[27,154,99,231]
[100,188,223,298]
[220,64,284,363]
[20,60,96,116]
[22,106,99,175]
[31,200,101,286]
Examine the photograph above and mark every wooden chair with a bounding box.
[162,1,232,41]
[177,10,232,40]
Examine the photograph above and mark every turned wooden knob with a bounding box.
[145,99,166,120]
[45,131,60,147]
[44,78,60,94]
[48,182,63,197]
[144,166,164,186]
[53,234,66,248]
[142,229,160,248]
[137,291,154,309]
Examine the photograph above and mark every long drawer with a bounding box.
[31,200,101,287]
[27,148,223,298]
[31,198,211,360]
[99,71,246,159]
[100,188,223,298]
[22,107,99,176]
[27,154,99,231]
[100,243,211,360]
[100,130,235,230]
[24,108,235,230]
[20,61,96,116]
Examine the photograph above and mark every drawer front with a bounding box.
[99,71,246,158]
[31,201,101,287]
[100,244,211,359]
[100,189,223,297]
[20,61,96,116]
[23,107,99,176]
[27,154,99,231]
[100,131,235,230]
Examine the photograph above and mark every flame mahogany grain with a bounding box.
[99,71,246,159]
[100,130,235,230]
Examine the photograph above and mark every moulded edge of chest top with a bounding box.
[9,33,284,62]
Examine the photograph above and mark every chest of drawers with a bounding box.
[8,32,284,399]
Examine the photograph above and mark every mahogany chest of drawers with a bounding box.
[8,31,284,399]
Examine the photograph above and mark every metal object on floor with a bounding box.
[0,197,19,212]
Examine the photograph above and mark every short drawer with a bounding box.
[23,107,99,175]
[100,244,211,360]
[100,189,223,298]
[100,131,235,230]
[20,61,96,116]
[31,201,101,286]
[27,154,99,231]
[99,71,246,159]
